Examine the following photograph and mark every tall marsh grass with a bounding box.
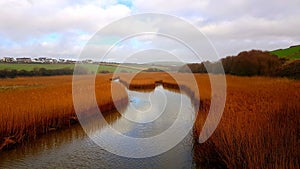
[119,73,299,169]
[0,75,128,150]
[1,72,299,169]
[193,76,300,169]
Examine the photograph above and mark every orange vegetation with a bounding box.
[118,72,299,169]
[1,72,299,169]
[0,75,128,150]
[193,75,300,169]
[118,72,212,107]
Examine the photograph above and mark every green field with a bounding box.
[271,45,300,60]
[98,64,141,73]
[0,63,145,73]
[0,63,75,71]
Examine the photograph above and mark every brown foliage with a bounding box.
[180,50,299,78]
[275,60,300,79]
[194,75,300,169]
[1,72,299,169]
[0,75,128,150]
[120,73,300,168]
[222,50,283,76]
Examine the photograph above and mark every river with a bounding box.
[0,83,197,169]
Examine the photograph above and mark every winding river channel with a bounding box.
[0,82,198,169]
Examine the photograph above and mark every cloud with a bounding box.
[130,0,300,55]
[0,0,131,58]
[0,0,131,40]
[197,14,300,56]
[0,0,300,61]
[199,15,300,39]
[132,0,209,15]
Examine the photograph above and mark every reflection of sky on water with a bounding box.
[125,86,167,123]
[90,84,195,149]
[0,84,196,169]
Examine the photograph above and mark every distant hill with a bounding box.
[270,45,300,60]
[146,61,185,67]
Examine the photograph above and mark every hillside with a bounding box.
[270,45,300,60]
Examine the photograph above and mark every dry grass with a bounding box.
[118,73,163,90]
[193,75,300,169]
[118,72,211,107]
[119,73,299,169]
[0,74,128,150]
[1,72,299,169]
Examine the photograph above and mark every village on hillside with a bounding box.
[0,57,95,64]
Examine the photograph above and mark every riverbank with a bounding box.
[193,76,300,169]
[0,75,128,151]
[0,72,208,151]
[118,73,300,168]
[0,82,196,169]
[1,73,299,169]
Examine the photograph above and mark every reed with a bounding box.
[119,73,299,168]
[193,75,300,169]
[117,73,158,89]
[119,72,211,107]
[1,72,299,169]
[0,74,128,150]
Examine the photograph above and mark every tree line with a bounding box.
[179,50,300,79]
[0,66,90,78]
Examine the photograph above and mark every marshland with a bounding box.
[0,72,299,169]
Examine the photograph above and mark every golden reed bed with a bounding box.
[0,74,128,150]
[0,72,299,169]
[193,76,300,169]
[118,72,300,169]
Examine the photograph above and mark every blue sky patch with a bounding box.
[117,0,133,8]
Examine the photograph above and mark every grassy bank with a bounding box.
[193,76,300,169]
[0,63,157,74]
[119,73,299,169]
[0,63,133,74]
[271,45,300,60]
[118,72,211,105]
[0,75,128,150]
[1,72,299,169]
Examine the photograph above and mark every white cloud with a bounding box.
[130,0,300,57]
[197,14,300,56]
[132,0,209,15]
[0,0,300,60]
[0,1,131,40]
[0,0,131,58]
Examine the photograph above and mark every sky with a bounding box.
[0,0,299,62]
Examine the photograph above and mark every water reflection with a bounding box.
[0,84,197,169]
